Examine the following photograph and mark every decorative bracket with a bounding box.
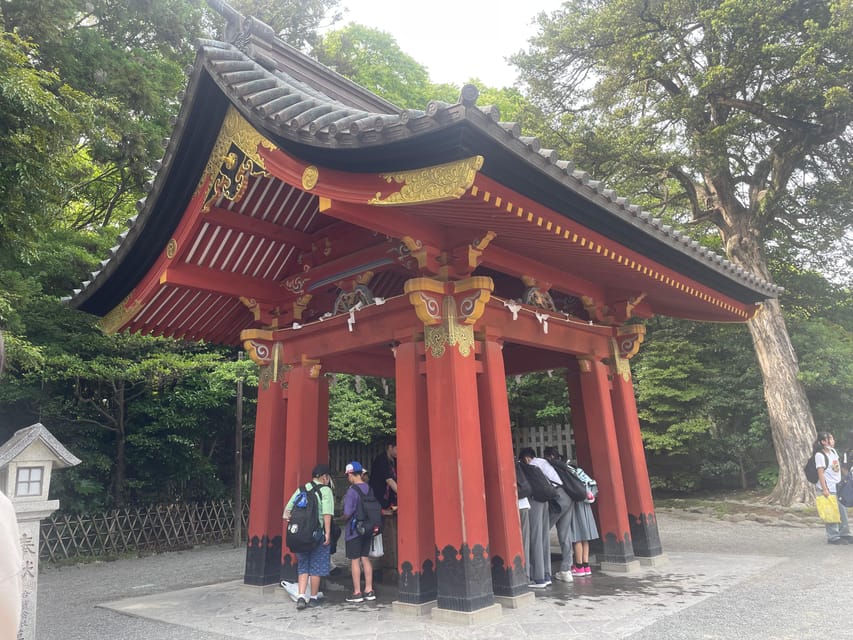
[240,296,285,328]
[400,236,443,275]
[583,293,649,325]
[605,324,646,381]
[241,329,291,390]
[522,275,557,312]
[333,271,375,316]
[450,230,497,277]
[404,276,493,358]
[199,106,277,212]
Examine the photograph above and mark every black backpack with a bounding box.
[515,460,533,500]
[519,462,558,503]
[286,482,324,552]
[353,485,383,537]
[550,459,589,503]
[804,451,828,484]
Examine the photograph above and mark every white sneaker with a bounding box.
[554,570,574,582]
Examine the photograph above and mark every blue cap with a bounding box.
[345,461,364,474]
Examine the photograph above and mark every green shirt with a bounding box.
[284,481,334,529]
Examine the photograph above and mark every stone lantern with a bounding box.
[0,423,80,640]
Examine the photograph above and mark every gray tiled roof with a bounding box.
[67,2,780,314]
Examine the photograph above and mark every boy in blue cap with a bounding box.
[342,461,377,602]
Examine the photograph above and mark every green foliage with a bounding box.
[327,374,393,444]
[0,33,95,260]
[233,0,342,50]
[513,0,853,269]
[314,23,444,109]
[757,466,779,489]
[507,371,569,429]
[633,317,771,491]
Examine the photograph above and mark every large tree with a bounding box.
[513,0,853,504]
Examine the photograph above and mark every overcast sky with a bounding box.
[336,0,564,88]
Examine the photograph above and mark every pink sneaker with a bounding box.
[570,566,585,577]
[583,566,592,576]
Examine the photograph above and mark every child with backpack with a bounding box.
[810,432,851,545]
[282,463,335,609]
[544,447,600,578]
[342,461,381,602]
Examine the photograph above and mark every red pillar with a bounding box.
[566,362,593,470]
[611,369,662,557]
[395,338,437,604]
[401,275,496,612]
[477,333,527,597]
[243,350,287,586]
[280,356,325,581]
[424,336,494,611]
[575,356,637,567]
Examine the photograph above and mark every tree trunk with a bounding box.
[734,241,816,505]
[113,382,127,507]
[113,428,127,507]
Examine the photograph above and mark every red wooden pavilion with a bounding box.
[70,4,779,618]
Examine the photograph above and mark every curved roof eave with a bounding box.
[69,26,779,318]
[196,38,778,305]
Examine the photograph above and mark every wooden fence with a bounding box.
[512,424,574,461]
[40,499,249,562]
[41,429,568,562]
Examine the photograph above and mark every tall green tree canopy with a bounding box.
[514,0,853,504]
[314,23,458,109]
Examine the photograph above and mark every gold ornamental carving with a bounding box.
[368,156,484,206]
[404,276,493,358]
[608,338,632,381]
[605,325,646,381]
[166,239,178,259]
[240,329,290,389]
[100,295,143,334]
[302,165,319,190]
[616,324,646,359]
[200,106,278,212]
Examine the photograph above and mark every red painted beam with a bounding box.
[260,146,402,204]
[205,205,315,251]
[483,245,606,302]
[161,263,281,302]
[268,298,420,362]
[319,198,447,250]
[479,303,613,356]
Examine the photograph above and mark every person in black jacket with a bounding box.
[515,460,532,581]
[519,447,567,587]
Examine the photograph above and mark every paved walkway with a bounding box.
[39,509,853,640]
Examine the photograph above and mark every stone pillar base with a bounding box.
[599,559,643,574]
[494,591,535,609]
[430,603,503,625]
[392,600,436,616]
[637,553,669,568]
[239,583,279,596]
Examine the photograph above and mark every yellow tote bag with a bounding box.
[816,494,841,523]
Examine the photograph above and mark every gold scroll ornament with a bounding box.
[404,276,493,358]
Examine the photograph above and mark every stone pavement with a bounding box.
[39,509,853,640]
